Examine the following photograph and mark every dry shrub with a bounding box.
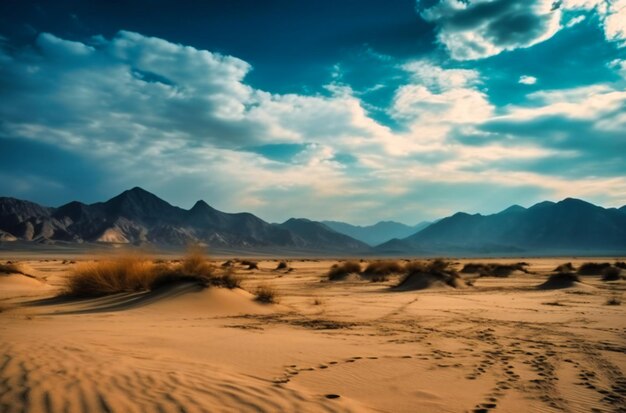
[578,262,612,275]
[601,266,621,281]
[255,284,279,303]
[64,248,239,297]
[64,254,156,297]
[276,261,289,270]
[328,261,361,281]
[241,260,258,270]
[538,272,581,289]
[396,259,462,290]
[606,296,621,306]
[460,262,528,277]
[554,262,575,273]
[0,262,21,275]
[312,297,323,305]
[615,261,626,270]
[363,260,404,276]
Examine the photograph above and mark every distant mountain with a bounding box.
[376,198,626,254]
[280,218,369,250]
[0,187,370,252]
[322,220,431,246]
[620,205,626,214]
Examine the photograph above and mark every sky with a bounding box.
[0,0,625,225]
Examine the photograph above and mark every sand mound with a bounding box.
[537,273,588,290]
[30,283,274,315]
[0,273,48,292]
[394,272,466,291]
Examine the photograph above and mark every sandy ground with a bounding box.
[0,256,625,413]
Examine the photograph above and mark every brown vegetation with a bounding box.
[460,262,529,277]
[254,284,279,304]
[327,261,361,281]
[0,262,22,275]
[362,260,404,277]
[577,262,612,275]
[601,266,622,281]
[63,249,240,298]
[396,259,464,290]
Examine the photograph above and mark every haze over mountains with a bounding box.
[1,188,625,255]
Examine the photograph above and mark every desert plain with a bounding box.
[0,254,625,413]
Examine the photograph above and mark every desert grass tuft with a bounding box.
[63,254,156,297]
[362,260,404,277]
[328,261,361,281]
[578,262,612,275]
[397,259,461,289]
[63,248,240,297]
[601,266,621,281]
[255,284,279,304]
[606,296,621,306]
[460,262,528,277]
[0,262,22,275]
[275,261,289,270]
[553,262,575,273]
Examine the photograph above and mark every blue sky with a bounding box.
[0,0,625,224]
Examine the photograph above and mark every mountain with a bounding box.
[322,220,431,246]
[0,188,370,252]
[376,198,626,254]
[280,218,369,250]
[620,205,626,214]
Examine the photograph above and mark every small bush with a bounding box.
[578,262,612,275]
[601,266,621,281]
[460,262,528,277]
[396,259,462,290]
[370,274,390,282]
[554,262,575,273]
[241,260,258,270]
[63,248,240,297]
[328,261,361,281]
[606,297,621,306]
[363,260,404,276]
[0,262,21,275]
[276,261,289,270]
[312,297,323,305]
[64,254,155,297]
[255,284,279,303]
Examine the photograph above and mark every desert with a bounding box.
[1,253,624,413]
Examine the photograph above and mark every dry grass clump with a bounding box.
[363,260,404,276]
[578,262,612,275]
[64,254,156,297]
[606,296,621,306]
[63,249,240,298]
[615,261,626,270]
[396,259,463,290]
[553,262,575,273]
[0,262,22,275]
[275,261,289,270]
[254,284,279,304]
[537,272,581,290]
[460,262,528,277]
[328,261,361,281]
[601,266,622,281]
[241,260,258,270]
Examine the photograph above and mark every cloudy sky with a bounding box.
[0,0,625,224]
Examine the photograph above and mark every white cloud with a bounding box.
[519,75,538,85]
[1,30,624,222]
[420,0,562,60]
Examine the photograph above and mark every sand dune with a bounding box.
[0,257,624,412]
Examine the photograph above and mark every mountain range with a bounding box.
[0,187,369,252]
[322,220,431,246]
[377,199,626,255]
[1,188,625,255]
